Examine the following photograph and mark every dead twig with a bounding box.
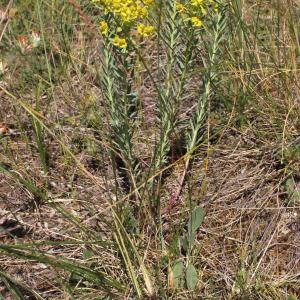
[0,0,13,43]
[67,0,97,32]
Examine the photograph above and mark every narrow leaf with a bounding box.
[188,206,204,234]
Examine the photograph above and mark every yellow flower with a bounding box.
[112,36,127,48]
[137,6,148,19]
[99,21,108,36]
[137,24,155,37]
[190,0,204,6]
[214,3,219,12]
[191,16,202,27]
[92,0,155,37]
[175,3,186,13]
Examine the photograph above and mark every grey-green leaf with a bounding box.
[287,296,297,300]
[188,206,204,234]
[188,231,197,250]
[186,263,198,291]
[173,260,184,288]
[285,177,300,205]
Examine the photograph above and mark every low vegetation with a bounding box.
[0,0,299,299]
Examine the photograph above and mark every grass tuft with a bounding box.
[0,0,299,298]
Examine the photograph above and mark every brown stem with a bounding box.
[68,0,96,32]
[164,157,190,214]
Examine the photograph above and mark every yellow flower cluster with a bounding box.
[191,16,202,27]
[93,0,155,49]
[175,0,218,28]
[137,24,155,37]
[99,21,108,36]
[94,0,219,48]
[112,36,128,49]
[98,0,150,23]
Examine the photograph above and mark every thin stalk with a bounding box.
[167,11,227,208]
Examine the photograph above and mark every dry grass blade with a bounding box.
[1,0,299,299]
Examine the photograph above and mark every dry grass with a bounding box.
[0,0,300,299]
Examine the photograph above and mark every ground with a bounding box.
[0,0,300,299]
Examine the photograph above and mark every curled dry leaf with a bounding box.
[168,266,174,289]
[17,35,32,53]
[0,124,9,135]
[0,60,7,75]
[0,9,8,22]
[0,123,16,136]
[16,31,41,53]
